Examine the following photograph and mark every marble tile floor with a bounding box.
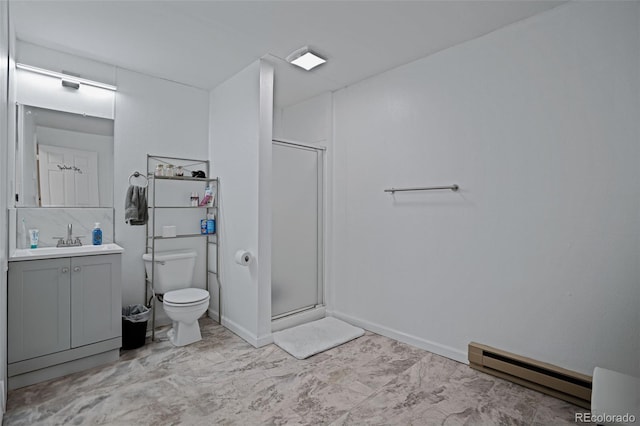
[5,318,587,425]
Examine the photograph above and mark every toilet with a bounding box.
[142,250,210,346]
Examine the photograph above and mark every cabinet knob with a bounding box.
[61,267,69,273]
[73,266,81,272]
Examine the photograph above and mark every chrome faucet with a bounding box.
[53,224,83,247]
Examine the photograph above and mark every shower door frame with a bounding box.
[271,138,325,320]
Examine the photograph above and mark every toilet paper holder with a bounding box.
[234,250,252,266]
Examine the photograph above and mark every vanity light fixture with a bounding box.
[61,80,80,90]
[286,46,326,71]
[16,63,117,91]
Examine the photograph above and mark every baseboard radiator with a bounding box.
[468,342,592,409]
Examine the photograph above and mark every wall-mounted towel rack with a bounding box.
[128,171,149,188]
[384,184,459,194]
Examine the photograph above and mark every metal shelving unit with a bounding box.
[145,155,220,340]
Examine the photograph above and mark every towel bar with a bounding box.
[384,185,459,193]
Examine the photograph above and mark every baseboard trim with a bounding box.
[220,315,272,348]
[256,333,273,347]
[329,310,467,364]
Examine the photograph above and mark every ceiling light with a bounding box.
[286,47,326,71]
[16,63,117,91]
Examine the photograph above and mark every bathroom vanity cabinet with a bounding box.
[7,253,122,389]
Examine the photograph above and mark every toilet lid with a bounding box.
[163,288,209,304]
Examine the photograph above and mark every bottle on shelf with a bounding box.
[190,192,199,206]
[206,213,216,234]
[200,185,213,206]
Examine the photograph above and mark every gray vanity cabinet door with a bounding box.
[70,254,122,348]
[8,258,71,363]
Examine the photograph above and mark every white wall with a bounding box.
[16,41,116,87]
[209,59,273,346]
[114,68,209,309]
[275,92,333,144]
[332,1,640,376]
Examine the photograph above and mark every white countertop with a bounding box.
[10,243,124,261]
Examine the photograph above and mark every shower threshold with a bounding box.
[271,305,326,333]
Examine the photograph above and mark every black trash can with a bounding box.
[122,304,150,350]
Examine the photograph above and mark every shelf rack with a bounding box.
[145,154,220,341]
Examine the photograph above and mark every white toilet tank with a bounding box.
[142,250,197,294]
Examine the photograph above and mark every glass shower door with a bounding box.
[272,141,323,319]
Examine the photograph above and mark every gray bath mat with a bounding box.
[273,317,365,359]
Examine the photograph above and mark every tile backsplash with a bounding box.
[16,208,114,249]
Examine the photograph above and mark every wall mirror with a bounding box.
[15,104,114,208]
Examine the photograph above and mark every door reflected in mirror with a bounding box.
[16,105,114,207]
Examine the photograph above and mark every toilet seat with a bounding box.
[163,288,209,307]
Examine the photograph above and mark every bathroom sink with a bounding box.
[10,243,124,261]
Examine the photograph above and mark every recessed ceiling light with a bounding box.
[286,46,326,71]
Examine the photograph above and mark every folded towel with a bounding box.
[125,185,148,225]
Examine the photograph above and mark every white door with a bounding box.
[272,141,323,318]
[37,144,99,206]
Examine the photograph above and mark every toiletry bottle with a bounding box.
[199,186,212,206]
[200,218,208,234]
[92,223,103,245]
[206,213,216,234]
[22,218,28,248]
[29,229,39,249]
[207,187,215,207]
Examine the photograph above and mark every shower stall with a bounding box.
[271,139,324,329]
